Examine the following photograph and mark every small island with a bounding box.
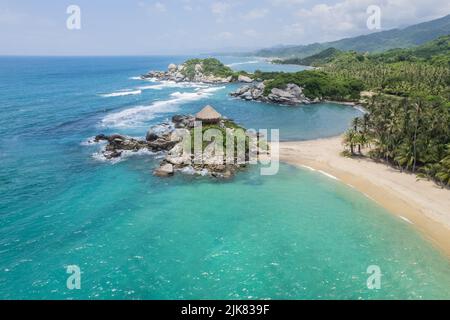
[94,105,269,179]
[141,58,254,84]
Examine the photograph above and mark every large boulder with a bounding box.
[154,163,174,177]
[238,75,253,83]
[172,115,195,129]
[174,72,185,81]
[194,64,203,73]
[267,84,307,105]
[168,64,177,72]
[146,130,159,142]
[231,85,251,97]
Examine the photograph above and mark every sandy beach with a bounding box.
[279,136,450,257]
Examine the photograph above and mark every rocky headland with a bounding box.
[230,82,318,105]
[141,58,254,84]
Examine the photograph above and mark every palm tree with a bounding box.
[344,129,357,155]
[351,117,361,132]
[435,144,450,186]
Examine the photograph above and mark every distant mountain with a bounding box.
[274,48,343,66]
[254,14,450,58]
[370,34,450,66]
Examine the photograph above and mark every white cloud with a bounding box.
[0,7,27,25]
[283,23,305,37]
[295,0,450,42]
[216,31,233,40]
[138,1,167,14]
[154,2,166,12]
[242,8,269,20]
[211,2,230,15]
[244,29,259,37]
[181,0,193,11]
[270,0,304,6]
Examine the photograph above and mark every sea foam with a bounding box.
[100,89,142,98]
[139,81,208,91]
[92,146,161,164]
[226,60,260,67]
[101,86,225,128]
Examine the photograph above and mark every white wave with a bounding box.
[92,147,161,164]
[100,89,142,98]
[300,165,317,172]
[101,86,225,128]
[129,76,143,80]
[139,81,209,91]
[318,170,339,180]
[399,216,413,224]
[80,136,105,146]
[226,60,260,67]
[354,105,368,114]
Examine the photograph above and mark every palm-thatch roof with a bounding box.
[195,105,222,122]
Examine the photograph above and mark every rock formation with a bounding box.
[141,59,254,84]
[94,111,268,179]
[231,82,318,105]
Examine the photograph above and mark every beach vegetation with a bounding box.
[345,94,450,186]
[262,70,364,101]
[182,58,236,79]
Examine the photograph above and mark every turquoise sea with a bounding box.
[0,56,449,299]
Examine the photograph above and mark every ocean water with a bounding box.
[0,56,449,300]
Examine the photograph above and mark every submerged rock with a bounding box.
[154,163,174,177]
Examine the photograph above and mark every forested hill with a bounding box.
[254,14,450,58]
[309,35,450,98]
[274,48,343,66]
[280,34,450,68]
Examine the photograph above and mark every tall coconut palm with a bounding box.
[343,129,357,155]
[436,144,450,186]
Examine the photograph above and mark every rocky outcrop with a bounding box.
[238,75,253,83]
[94,114,265,179]
[231,82,317,105]
[154,163,174,177]
[141,63,231,84]
[141,61,254,84]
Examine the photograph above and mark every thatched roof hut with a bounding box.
[195,105,222,124]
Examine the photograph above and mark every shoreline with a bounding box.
[278,136,450,258]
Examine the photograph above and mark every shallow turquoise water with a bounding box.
[0,57,449,299]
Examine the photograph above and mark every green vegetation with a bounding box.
[189,121,248,153]
[253,14,450,58]
[275,35,450,99]
[274,48,342,67]
[331,35,450,186]
[369,35,450,66]
[262,70,364,101]
[344,94,450,186]
[260,35,450,103]
[181,58,236,79]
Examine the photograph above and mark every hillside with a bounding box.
[279,34,450,67]
[318,35,450,98]
[254,14,450,58]
[274,48,342,66]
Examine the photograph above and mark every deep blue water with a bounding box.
[0,56,449,299]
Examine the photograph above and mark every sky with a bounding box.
[0,0,449,55]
